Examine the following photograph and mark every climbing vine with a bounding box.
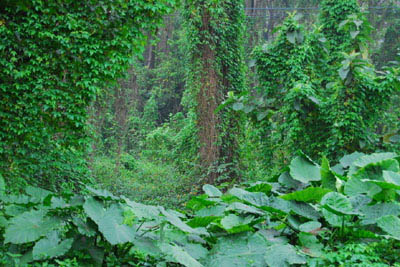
[231,0,399,168]
[183,0,246,183]
[0,0,176,189]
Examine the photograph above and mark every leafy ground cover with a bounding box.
[1,151,400,266]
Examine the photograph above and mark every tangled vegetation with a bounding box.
[2,152,400,266]
[0,0,399,266]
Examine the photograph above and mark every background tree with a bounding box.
[183,0,246,184]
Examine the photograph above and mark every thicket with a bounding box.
[231,0,400,172]
[0,0,175,190]
[2,152,400,266]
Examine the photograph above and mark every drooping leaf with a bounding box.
[339,152,366,168]
[32,231,73,260]
[203,184,222,197]
[321,157,337,191]
[86,186,119,200]
[160,207,208,236]
[84,198,136,244]
[278,172,303,189]
[4,210,61,244]
[281,187,331,203]
[123,197,160,220]
[289,155,321,183]
[377,215,400,240]
[264,244,306,267]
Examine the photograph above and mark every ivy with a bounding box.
[0,0,176,189]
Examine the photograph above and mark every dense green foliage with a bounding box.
[0,0,175,189]
[1,0,399,265]
[2,151,400,266]
[231,0,400,171]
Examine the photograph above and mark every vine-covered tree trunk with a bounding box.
[184,0,245,184]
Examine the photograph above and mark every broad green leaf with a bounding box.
[72,216,96,237]
[281,187,331,203]
[187,216,220,228]
[203,184,222,197]
[299,221,322,233]
[360,203,400,225]
[84,198,136,244]
[278,172,303,189]
[83,197,106,224]
[196,205,225,217]
[264,244,306,267]
[160,207,208,236]
[4,210,61,244]
[353,152,398,168]
[159,243,203,267]
[123,197,160,220]
[228,188,269,207]
[227,202,265,215]
[344,178,381,197]
[247,182,272,195]
[186,195,216,211]
[383,171,400,185]
[289,155,321,183]
[377,215,400,240]
[298,232,323,257]
[86,186,119,200]
[340,152,365,168]
[208,233,269,267]
[220,214,254,233]
[26,186,52,203]
[361,179,400,190]
[130,236,161,257]
[321,192,354,216]
[321,157,337,190]
[32,231,73,260]
[232,102,244,111]
[290,201,321,220]
[183,243,208,260]
[352,159,399,180]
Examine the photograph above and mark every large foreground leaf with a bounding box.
[377,215,400,240]
[360,203,400,225]
[264,244,306,267]
[207,233,270,267]
[84,198,136,245]
[281,187,331,203]
[160,243,203,267]
[4,210,61,244]
[289,155,321,183]
[32,231,73,260]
